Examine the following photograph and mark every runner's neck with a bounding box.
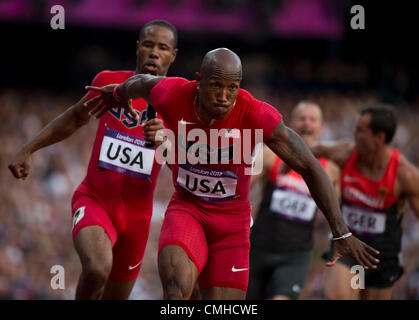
[357,146,391,180]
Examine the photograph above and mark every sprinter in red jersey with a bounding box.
[85,48,380,299]
[8,20,177,299]
[311,104,419,299]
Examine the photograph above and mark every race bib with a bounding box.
[177,164,237,202]
[98,128,155,179]
[270,188,317,223]
[342,204,386,235]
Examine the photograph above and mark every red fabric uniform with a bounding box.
[269,157,329,197]
[71,70,162,281]
[150,77,282,291]
[341,149,399,210]
[251,156,329,251]
[340,148,403,259]
[268,156,329,223]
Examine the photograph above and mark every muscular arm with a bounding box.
[85,74,164,119]
[8,94,91,179]
[399,156,419,218]
[265,120,349,237]
[117,74,164,102]
[25,94,91,153]
[310,140,354,169]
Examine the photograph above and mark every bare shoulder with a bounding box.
[398,154,419,195]
[325,159,341,180]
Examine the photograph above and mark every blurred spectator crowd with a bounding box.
[1,56,419,299]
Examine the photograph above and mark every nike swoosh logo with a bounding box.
[179,119,195,125]
[232,266,248,272]
[128,260,142,270]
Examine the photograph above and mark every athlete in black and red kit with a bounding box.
[8,20,177,299]
[247,101,341,300]
[311,104,419,299]
[85,48,380,300]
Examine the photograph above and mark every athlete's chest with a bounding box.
[93,101,156,180]
[346,160,401,194]
[273,171,308,194]
[105,100,149,131]
[356,164,386,183]
[341,166,401,212]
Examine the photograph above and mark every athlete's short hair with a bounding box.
[359,104,397,144]
[139,19,178,49]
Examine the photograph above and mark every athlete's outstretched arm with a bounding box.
[8,94,92,180]
[265,120,380,269]
[85,74,164,119]
[310,140,354,169]
[119,74,164,102]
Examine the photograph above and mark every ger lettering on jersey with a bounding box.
[340,149,404,259]
[251,157,329,253]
